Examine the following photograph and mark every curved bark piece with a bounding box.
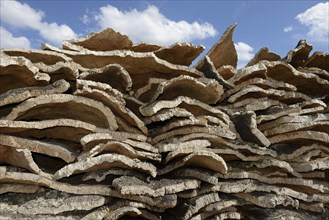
[196,23,237,69]
[149,75,223,104]
[301,171,326,180]
[151,125,236,144]
[228,85,286,103]
[216,170,328,193]
[298,99,327,115]
[235,193,299,209]
[124,95,145,119]
[41,43,204,90]
[82,168,147,183]
[0,170,104,195]
[221,77,296,101]
[0,119,107,143]
[295,150,328,163]
[155,43,204,66]
[132,43,162,52]
[63,28,133,51]
[247,47,281,67]
[250,158,298,177]
[162,132,277,157]
[191,211,241,220]
[34,61,81,81]
[217,65,237,80]
[291,158,329,173]
[0,55,50,93]
[232,111,271,147]
[163,143,253,164]
[85,200,167,217]
[76,79,125,103]
[105,191,178,209]
[0,171,176,209]
[182,193,221,220]
[265,60,329,96]
[2,48,72,65]
[304,51,329,72]
[78,141,161,162]
[82,201,163,220]
[143,107,193,125]
[269,131,329,146]
[228,98,281,112]
[5,94,118,130]
[91,206,161,220]
[134,78,167,102]
[53,153,157,180]
[0,192,107,219]
[80,132,152,151]
[158,151,227,175]
[0,79,70,107]
[165,147,222,164]
[18,194,106,215]
[0,134,76,163]
[202,198,243,214]
[263,121,329,137]
[151,116,229,136]
[196,56,234,89]
[298,67,329,81]
[0,183,44,194]
[112,176,200,197]
[202,179,328,203]
[276,144,329,162]
[231,60,329,96]
[256,104,302,124]
[74,81,147,134]
[258,113,329,131]
[206,149,269,164]
[0,145,50,178]
[228,159,300,178]
[172,168,218,185]
[243,207,324,220]
[285,39,312,67]
[158,139,211,153]
[229,62,268,85]
[140,96,231,124]
[79,64,132,92]
[228,85,312,104]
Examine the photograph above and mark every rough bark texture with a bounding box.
[0,26,328,219]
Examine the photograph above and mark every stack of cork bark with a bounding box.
[0,24,328,219]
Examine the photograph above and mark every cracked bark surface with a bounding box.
[1,27,328,219]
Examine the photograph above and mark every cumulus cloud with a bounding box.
[234,42,254,68]
[0,0,76,46]
[295,2,329,42]
[0,27,31,48]
[283,26,293,33]
[92,5,217,45]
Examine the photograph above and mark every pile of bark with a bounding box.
[0,24,328,219]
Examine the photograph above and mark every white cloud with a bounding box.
[81,14,90,25]
[234,42,254,68]
[295,2,329,42]
[0,27,31,48]
[0,0,44,29]
[0,0,77,46]
[92,5,217,45]
[38,23,77,45]
[283,26,293,33]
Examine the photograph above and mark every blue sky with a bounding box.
[1,0,328,67]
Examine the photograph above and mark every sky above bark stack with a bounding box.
[0,0,328,68]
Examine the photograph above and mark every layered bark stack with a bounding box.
[0,25,328,219]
